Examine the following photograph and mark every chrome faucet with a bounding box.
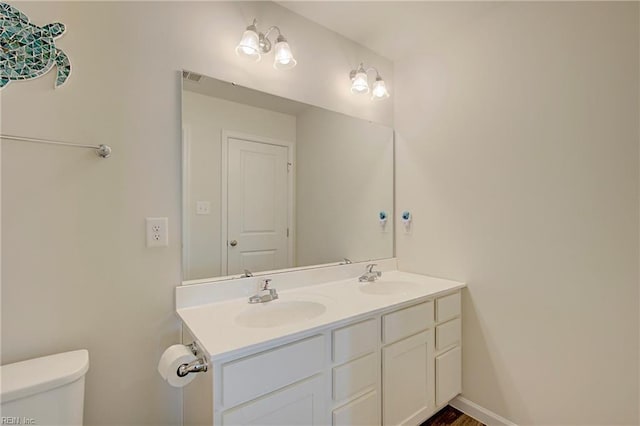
[359,264,382,282]
[248,279,279,304]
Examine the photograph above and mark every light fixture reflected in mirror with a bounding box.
[236,19,297,70]
[349,62,390,100]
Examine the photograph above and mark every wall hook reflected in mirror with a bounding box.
[379,211,388,227]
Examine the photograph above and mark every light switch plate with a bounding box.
[146,217,168,247]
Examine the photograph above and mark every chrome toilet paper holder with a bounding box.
[177,342,208,378]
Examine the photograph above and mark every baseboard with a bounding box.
[449,396,517,426]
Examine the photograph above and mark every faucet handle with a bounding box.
[261,279,272,290]
[366,263,378,273]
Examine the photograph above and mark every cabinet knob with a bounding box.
[229,240,238,247]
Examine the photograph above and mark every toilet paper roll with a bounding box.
[158,345,198,387]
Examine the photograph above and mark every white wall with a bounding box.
[394,2,639,424]
[182,91,296,280]
[296,107,394,266]
[0,2,392,425]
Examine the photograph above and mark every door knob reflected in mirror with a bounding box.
[229,240,238,247]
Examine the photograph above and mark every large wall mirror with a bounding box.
[181,71,394,283]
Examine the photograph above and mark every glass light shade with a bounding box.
[371,78,390,100]
[236,29,261,61]
[351,71,369,94]
[273,40,297,70]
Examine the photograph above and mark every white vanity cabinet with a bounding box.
[331,318,380,426]
[382,302,435,425]
[214,335,328,426]
[183,290,462,426]
[434,292,462,407]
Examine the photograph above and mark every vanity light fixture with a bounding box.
[349,63,390,100]
[235,19,297,70]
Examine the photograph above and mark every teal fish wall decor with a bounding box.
[0,2,71,89]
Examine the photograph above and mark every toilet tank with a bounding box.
[1,350,89,426]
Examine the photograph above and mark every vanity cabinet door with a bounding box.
[382,330,434,426]
[435,346,462,407]
[221,375,326,425]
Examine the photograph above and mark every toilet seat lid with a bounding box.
[1,349,89,403]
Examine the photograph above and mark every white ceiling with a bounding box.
[278,2,503,61]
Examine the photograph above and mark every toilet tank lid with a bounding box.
[1,349,89,403]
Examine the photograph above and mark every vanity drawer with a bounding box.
[332,353,377,402]
[222,374,325,425]
[382,301,434,344]
[333,318,377,364]
[221,335,325,407]
[436,318,461,351]
[436,292,461,323]
[333,390,379,426]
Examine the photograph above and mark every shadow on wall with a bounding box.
[460,287,530,423]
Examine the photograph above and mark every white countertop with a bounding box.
[177,267,465,361]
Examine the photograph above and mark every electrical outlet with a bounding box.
[196,201,211,215]
[146,217,168,247]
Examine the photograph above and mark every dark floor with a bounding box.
[421,405,485,426]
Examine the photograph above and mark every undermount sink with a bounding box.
[359,281,422,295]
[235,300,327,328]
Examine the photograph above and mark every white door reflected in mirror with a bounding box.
[226,136,291,275]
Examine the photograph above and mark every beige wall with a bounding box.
[296,107,394,266]
[0,2,392,425]
[182,91,296,280]
[394,2,639,424]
